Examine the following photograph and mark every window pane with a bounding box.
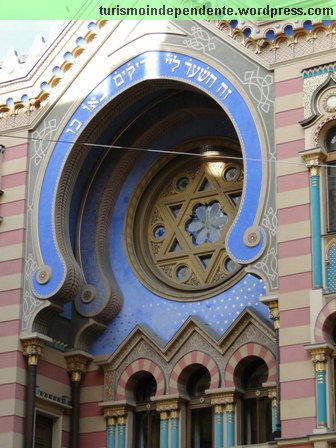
[191,408,212,448]
[34,415,53,448]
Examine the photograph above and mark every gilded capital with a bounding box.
[305,345,332,372]
[268,388,277,407]
[300,148,327,176]
[268,300,280,330]
[223,392,236,412]
[65,351,93,382]
[106,417,116,426]
[103,403,130,419]
[21,335,49,366]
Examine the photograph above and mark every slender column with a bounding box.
[311,171,323,288]
[170,410,179,448]
[214,405,224,448]
[160,412,169,448]
[307,347,331,429]
[268,299,281,438]
[117,416,126,448]
[152,396,185,448]
[65,351,93,448]
[102,405,131,448]
[301,149,326,289]
[106,417,116,448]
[225,396,235,448]
[21,335,49,448]
[268,389,278,433]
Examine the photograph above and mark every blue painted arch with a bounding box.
[33,50,266,298]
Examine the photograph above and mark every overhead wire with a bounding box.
[0,131,334,169]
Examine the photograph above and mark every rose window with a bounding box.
[125,143,244,300]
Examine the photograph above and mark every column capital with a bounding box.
[305,344,333,371]
[268,300,280,330]
[260,295,280,329]
[99,400,133,419]
[106,417,117,426]
[21,333,51,366]
[300,147,327,175]
[151,394,187,412]
[64,350,93,381]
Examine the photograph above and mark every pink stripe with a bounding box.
[0,200,26,216]
[279,272,312,292]
[0,320,20,337]
[0,229,25,247]
[276,108,304,128]
[247,343,254,356]
[118,378,126,389]
[277,171,309,193]
[0,259,24,276]
[38,359,69,384]
[62,430,69,448]
[0,383,25,401]
[281,379,315,400]
[277,139,305,160]
[0,415,24,433]
[203,353,211,365]
[170,371,178,382]
[125,365,133,377]
[278,204,310,225]
[0,351,26,369]
[268,358,276,370]
[281,307,310,328]
[0,290,22,306]
[156,372,164,384]
[79,432,105,448]
[81,370,104,387]
[79,402,100,418]
[280,344,311,363]
[2,144,28,162]
[209,365,218,377]
[233,351,242,363]
[179,357,187,370]
[282,417,315,438]
[1,172,27,189]
[259,346,267,358]
[148,363,156,374]
[275,77,303,97]
[170,387,178,394]
[226,364,234,374]
[138,358,145,370]
[278,238,311,258]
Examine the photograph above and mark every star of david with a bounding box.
[149,160,243,289]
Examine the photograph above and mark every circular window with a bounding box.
[125,140,244,300]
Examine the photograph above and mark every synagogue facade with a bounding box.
[1,18,336,448]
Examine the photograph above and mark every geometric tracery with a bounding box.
[125,145,244,300]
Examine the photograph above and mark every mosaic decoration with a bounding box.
[91,274,268,355]
[326,242,336,292]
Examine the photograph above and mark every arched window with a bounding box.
[236,357,272,445]
[131,372,160,448]
[184,365,212,448]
